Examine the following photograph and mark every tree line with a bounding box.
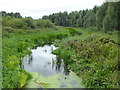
[1,13,54,31]
[42,2,120,31]
[1,2,120,31]
[1,11,22,18]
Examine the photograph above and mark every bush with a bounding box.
[9,18,27,29]
[66,37,118,88]
[3,27,14,33]
[67,27,78,36]
[35,19,54,28]
[24,17,35,28]
[2,16,11,26]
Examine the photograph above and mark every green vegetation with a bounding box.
[2,26,72,88]
[0,12,2,89]
[42,2,120,31]
[52,28,119,88]
[1,2,119,88]
[26,71,84,88]
[2,26,119,88]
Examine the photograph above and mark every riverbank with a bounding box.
[2,27,76,88]
[25,71,84,88]
[2,26,119,88]
[22,44,84,88]
[52,28,119,88]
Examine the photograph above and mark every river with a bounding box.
[22,45,84,88]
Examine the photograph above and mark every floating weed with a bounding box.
[34,80,48,87]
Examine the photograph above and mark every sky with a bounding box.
[0,0,105,19]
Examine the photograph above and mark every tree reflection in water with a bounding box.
[22,54,33,69]
[52,56,70,76]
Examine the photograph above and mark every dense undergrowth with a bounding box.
[2,26,80,88]
[52,28,119,88]
[1,8,119,88]
[2,25,119,88]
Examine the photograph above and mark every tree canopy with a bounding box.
[42,2,120,31]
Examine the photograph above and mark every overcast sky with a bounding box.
[0,0,105,19]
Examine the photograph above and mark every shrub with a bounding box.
[9,18,27,29]
[24,17,35,28]
[2,16,11,26]
[35,19,54,28]
[3,27,14,33]
[67,27,78,36]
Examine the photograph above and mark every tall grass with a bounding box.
[2,27,72,88]
[2,26,119,88]
[52,28,119,88]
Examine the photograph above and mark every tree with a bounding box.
[116,2,120,30]
[84,9,96,28]
[76,15,83,27]
[14,12,22,18]
[1,11,7,17]
[9,18,27,29]
[24,17,35,28]
[1,11,22,18]
[103,2,118,31]
[35,19,53,28]
[96,2,108,30]
[103,14,110,31]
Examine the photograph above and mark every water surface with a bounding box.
[22,45,84,88]
[22,45,69,76]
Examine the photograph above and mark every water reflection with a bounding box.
[52,57,70,75]
[22,45,70,76]
[22,54,33,69]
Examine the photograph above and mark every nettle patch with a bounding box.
[73,38,118,88]
[57,36,119,88]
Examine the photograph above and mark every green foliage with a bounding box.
[2,17,28,30]
[84,10,96,28]
[103,14,110,31]
[1,11,22,18]
[2,26,71,88]
[3,2,119,31]
[2,15,55,30]
[96,3,108,31]
[42,10,88,27]
[2,27,14,33]
[74,37,118,88]
[103,3,118,31]
[53,28,119,88]
[9,18,27,29]
[2,3,119,88]
[2,25,119,88]
[76,15,83,27]
[2,16,12,26]
[35,19,54,28]
[2,55,30,88]
[67,27,78,36]
[42,2,119,31]
[24,17,35,28]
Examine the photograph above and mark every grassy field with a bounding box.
[2,26,119,88]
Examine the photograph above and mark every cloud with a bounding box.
[0,0,104,19]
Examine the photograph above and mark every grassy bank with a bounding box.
[2,26,119,88]
[2,27,75,88]
[52,28,119,88]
